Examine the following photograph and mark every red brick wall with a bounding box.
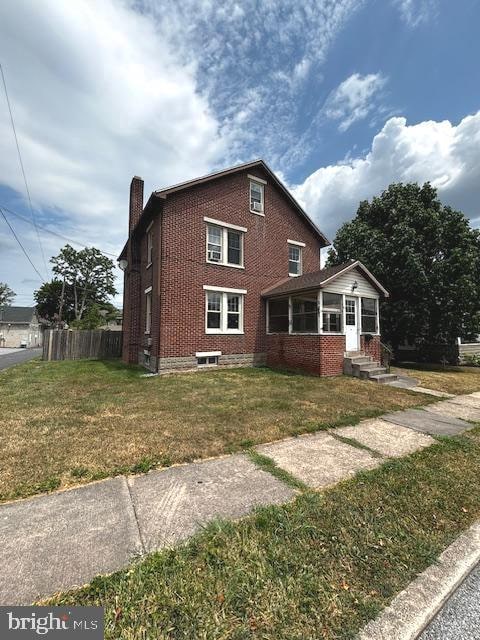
[319,334,346,376]
[156,168,323,360]
[361,335,381,362]
[266,333,346,376]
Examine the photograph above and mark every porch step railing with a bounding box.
[380,342,393,372]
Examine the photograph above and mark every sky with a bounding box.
[0,0,479,307]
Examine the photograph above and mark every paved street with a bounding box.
[419,564,480,640]
[0,347,42,371]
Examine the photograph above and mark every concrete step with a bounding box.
[359,367,388,380]
[343,355,373,375]
[353,362,381,372]
[369,373,398,384]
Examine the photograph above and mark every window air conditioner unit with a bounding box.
[208,250,221,261]
[252,201,263,213]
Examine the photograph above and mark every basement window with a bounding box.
[197,355,219,367]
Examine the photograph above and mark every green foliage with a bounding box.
[70,302,118,330]
[49,244,117,321]
[463,353,480,367]
[34,279,75,322]
[0,282,15,307]
[328,183,480,354]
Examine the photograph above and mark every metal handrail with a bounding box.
[380,341,393,372]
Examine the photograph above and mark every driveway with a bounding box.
[0,347,42,371]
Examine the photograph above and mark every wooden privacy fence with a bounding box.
[43,330,123,361]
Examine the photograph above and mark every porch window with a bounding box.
[268,299,289,333]
[292,295,318,333]
[322,292,342,333]
[361,298,377,333]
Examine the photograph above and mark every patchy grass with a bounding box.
[247,450,309,492]
[394,363,480,395]
[46,429,480,640]
[0,359,431,502]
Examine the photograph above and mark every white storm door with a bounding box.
[345,297,359,351]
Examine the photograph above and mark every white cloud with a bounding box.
[0,0,227,303]
[293,112,480,241]
[393,0,438,27]
[324,73,387,132]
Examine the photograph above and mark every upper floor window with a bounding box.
[204,286,246,334]
[250,180,264,215]
[288,241,304,276]
[205,218,245,268]
[146,223,153,267]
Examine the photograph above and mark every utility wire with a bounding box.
[0,207,45,283]
[0,62,49,278]
[0,202,119,258]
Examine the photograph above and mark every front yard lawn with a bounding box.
[0,359,428,502]
[47,428,480,640]
[393,363,480,395]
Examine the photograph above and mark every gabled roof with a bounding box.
[0,306,37,323]
[153,159,330,247]
[262,260,389,298]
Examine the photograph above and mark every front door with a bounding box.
[345,297,359,351]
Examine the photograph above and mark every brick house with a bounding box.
[120,160,389,376]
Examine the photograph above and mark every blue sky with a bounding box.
[0,0,479,306]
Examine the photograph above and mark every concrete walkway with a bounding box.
[0,391,478,605]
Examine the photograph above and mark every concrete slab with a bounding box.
[424,401,480,423]
[409,387,455,398]
[447,395,480,409]
[336,419,434,458]
[128,455,294,552]
[383,408,471,436]
[470,392,480,399]
[256,432,379,489]
[0,477,142,605]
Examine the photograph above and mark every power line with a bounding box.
[0,62,49,278]
[0,202,119,258]
[0,207,45,283]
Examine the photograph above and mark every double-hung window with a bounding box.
[205,219,245,268]
[322,292,342,333]
[249,181,264,214]
[361,298,377,333]
[204,286,246,334]
[288,240,304,276]
[146,224,153,267]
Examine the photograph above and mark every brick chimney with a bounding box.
[129,176,144,233]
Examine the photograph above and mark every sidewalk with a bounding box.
[1,391,479,605]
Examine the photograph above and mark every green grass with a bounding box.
[45,428,480,639]
[394,363,480,395]
[247,450,309,492]
[0,359,431,502]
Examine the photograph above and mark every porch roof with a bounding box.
[261,259,389,298]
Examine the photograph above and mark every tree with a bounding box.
[0,282,15,307]
[34,279,75,323]
[328,183,480,356]
[70,302,119,330]
[50,244,117,321]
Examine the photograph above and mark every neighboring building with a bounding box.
[0,306,43,348]
[120,160,389,376]
[100,309,123,331]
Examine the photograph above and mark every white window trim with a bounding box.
[203,285,247,294]
[249,180,265,216]
[195,351,222,357]
[287,239,306,247]
[204,288,245,334]
[146,222,153,269]
[145,288,152,335]
[204,217,247,233]
[288,244,303,277]
[144,286,152,294]
[360,296,381,336]
[247,174,267,185]
[206,222,245,269]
